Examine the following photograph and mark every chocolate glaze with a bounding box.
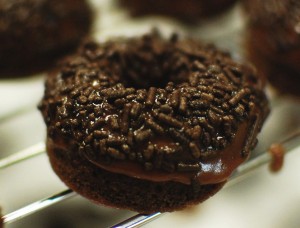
[84,121,250,185]
[40,32,269,187]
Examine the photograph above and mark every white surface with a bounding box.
[1,1,300,227]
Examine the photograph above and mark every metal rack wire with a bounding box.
[1,1,300,227]
[1,128,300,228]
[0,70,299,228]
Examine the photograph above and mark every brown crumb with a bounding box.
[268,143,285,173]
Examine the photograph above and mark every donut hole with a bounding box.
[121,59,169,89]
[120,55,188,89]
[116,37,189,89]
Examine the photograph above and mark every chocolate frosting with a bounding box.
[83,121,250,185]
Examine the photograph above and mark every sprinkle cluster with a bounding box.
[40,33,269,173]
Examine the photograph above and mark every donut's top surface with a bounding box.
[0,0,92,75]
[40,33,269,184]
[243,0,300,53]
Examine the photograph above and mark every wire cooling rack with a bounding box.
[1,2,300,227]
[1,127,300,227]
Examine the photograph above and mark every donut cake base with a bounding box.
[48,139,225,213]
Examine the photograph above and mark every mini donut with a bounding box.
[243,0,300,97]
[119,0,237,22]
[39,32,269,213]
[0,0,92,77]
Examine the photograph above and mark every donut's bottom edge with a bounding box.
[47,143,226,214]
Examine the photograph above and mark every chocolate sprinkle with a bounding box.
[134,129,153,143]
[145,118,165,134]
[179,96,188,113]
[120,104,131,133]
[40,32,269,173]
[130,103,142,118]
[169,128,190,145]
[107,147,126,160]
[146,87,157,106]
[177,162,201,172]
[157,113,183,128]
[169,90,180,108]
[189,142,201,159]
[228,88,250,106]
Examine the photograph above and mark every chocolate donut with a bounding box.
[0,0,92,77]
[119,0,237,22]
[243,0,300,96]
[39,32,269,213]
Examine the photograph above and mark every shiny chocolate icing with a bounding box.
[48,121,251,185]
[83,121,250,185]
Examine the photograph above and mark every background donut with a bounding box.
[0,0,92,77]
[243,0,300,97]
[118,0,238,23]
